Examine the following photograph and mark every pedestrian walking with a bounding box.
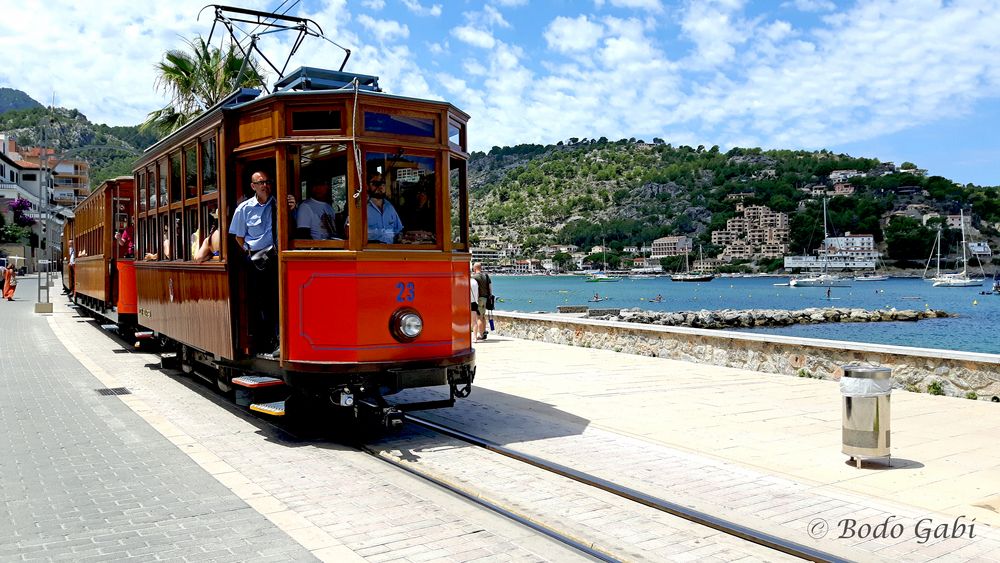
[3,263,18,301]
[472,262,492,339]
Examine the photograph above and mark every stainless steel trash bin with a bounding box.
[840,365,892,468]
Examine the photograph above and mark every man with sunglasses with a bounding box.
[366,174,403,243]
[229,171,296,358]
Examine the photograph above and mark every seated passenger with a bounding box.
[295,177,341,240]
[143,224,171,261]
[366,174,403,243]
[400,184,436,244]
[194,210,222,261]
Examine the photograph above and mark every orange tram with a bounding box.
[66,66,475,427]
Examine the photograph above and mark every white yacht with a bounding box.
[926,210,984,287]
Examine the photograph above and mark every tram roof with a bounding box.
[139,66,468,161]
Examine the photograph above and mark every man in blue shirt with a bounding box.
[229,171,296,358]
[366,174,403,243]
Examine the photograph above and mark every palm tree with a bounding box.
[142,36,265,135]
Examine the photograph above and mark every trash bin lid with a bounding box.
[842,365,892,379]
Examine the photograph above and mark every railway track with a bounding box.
[360,414,849,563]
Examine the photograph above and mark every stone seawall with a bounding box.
[491,311,1000,401]
[588,307,949,328]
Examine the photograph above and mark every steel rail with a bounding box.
[359,444,619,562]
[405,414,848,563]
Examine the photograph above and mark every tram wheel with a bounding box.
[179,346,194,374]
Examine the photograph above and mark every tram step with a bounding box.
[232,375,284,388]
[100,324,119,331]
[134,331,154,339]
[249,401,286,416]
[160,352,177,359]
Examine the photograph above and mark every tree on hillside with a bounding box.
[884,216,933,260]
[142,37,265,135]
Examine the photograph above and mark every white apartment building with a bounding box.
[829,169,864,182]
[649,235,692,258]
[784,233,878,270]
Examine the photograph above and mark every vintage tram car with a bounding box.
[71,66,476,426]
[67,176,137,325]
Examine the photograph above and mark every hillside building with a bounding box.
[711,204,789,261]
[649,235,692,259]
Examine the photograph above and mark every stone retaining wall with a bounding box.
[491,311,1000,401]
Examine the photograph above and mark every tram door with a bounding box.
[230,158,282,357]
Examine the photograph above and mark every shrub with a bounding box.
[927,380,945,396]
[965,391,978,400]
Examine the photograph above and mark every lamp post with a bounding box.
[34,117,54,313]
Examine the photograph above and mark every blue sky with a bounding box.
[1,0,998,186]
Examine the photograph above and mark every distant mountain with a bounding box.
[0,88,43,114]
[0,105,161,188]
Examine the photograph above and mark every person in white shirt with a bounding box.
[296,178,340,240]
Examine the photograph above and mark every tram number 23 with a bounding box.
[396,281,415,302]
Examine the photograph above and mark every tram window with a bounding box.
[184,145,198,199]
[185,207,199,261]
[142,215,160,260]
[291,110,341,131]
[448,119,465,151]
[449,157,468,249]
[196,202,221,261]
[294,144,348,243]
[364,111,435,138]
[157,160,167,209]
[169,152,182,203]
[172,211,184,260]
[138,171,147,213]
[137,218,146,258]
[201,137,218,194]
[364,150,436,246]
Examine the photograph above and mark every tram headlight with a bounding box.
[390,307,423,342]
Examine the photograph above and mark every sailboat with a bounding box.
[929,209,984,287]
[789,198,851,287]
[854,256,888,282]
[671,245,715,282]
[586,238,621,282]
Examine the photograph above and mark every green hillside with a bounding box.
[0,105,160,188]
[468,139,1000,266]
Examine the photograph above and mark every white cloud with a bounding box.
[598,0,664,11]
[544,16,603,54]
[494,0,528,6]
[679,0,752,68]
[782,0,836,12]
[483,5,512,28]
[452,26,496,49]
[361,0,385,9]
[401,0,442,17]
[356,15,410,42]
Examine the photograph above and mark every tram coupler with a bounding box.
[447,364,475,399]
[357,398,405,430]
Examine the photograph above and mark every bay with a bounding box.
[490,275,1000,355]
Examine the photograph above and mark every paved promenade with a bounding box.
[3,273,1000,561]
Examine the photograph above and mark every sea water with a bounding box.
[490,276,1000,355]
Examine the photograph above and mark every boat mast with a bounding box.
[936,228,941,277]
[821,198,829,275]
[959,209,968,276]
